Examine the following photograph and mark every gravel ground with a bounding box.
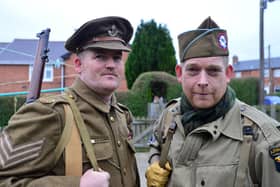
[135,152,149,187]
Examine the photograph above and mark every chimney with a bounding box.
[232,55,239,64]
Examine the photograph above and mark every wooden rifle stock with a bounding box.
[26,28,51,103]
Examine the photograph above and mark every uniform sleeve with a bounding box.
[0,101,80,187]
[251,125,280,187]
[148,110,168,163]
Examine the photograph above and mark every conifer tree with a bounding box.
[125,19,177,89]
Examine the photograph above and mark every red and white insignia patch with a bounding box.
[217,33,227,50]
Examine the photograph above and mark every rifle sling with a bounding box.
[64,104,82,176]
[159,122,177,168]
[65,93,99,171]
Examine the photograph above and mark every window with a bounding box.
[274,69,280,77]
[264,69,269,78]
[235,72,241,78]
[29,64,53,82]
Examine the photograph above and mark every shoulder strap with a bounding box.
[64,92,99,171]
[53,104,83,176]
[64,104,83,176]
[158,105,178,168]
[234,116,254,187]
[159,120,176,168]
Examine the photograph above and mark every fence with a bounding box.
[132,117,155,148]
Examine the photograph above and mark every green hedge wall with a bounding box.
[0,96,25,128]
[229,77,259,105]
[116,71,182,117]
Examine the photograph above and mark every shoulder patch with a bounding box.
[0,130,44,169]
[269,145,280,172]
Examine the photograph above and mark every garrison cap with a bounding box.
[65,16,133,53]
[178,17,229,62]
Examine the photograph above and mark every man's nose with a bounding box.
[105,58,116,68]
[197,71,208,87]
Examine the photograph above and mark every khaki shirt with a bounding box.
[149,98,280,187]
[0,78,140,187]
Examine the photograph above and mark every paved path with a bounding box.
[135,152,149,187]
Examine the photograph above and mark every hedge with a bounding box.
[116,71,182,117]
[0,96,25,128]
[229,77,259,105]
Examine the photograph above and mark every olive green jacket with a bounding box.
[149,98,280,187]
[0,78,140,187]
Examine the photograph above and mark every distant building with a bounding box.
[232,55,280,94]
[0,39,129,95]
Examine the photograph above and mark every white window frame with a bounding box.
[29,64,54,82]
[235,72,241,78]
[274,69,280,77]
[264,69,269,78]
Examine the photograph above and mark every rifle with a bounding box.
[26,28,51,103]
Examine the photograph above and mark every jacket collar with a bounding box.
[69,78,118,113]
[192,100,243,141]
[171,99,243,141]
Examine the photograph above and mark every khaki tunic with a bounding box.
[149,98,280,187]
[0,78,140,187]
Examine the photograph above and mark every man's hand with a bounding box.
[145,162,172,187]
[80,168,110,187]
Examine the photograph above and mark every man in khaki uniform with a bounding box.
[0,16,140,187]
[146,17,280,187]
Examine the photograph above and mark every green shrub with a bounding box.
[229,77,259,105]
[117,71,181,117]
[0,96,25,128]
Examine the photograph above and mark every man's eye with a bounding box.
[94,54,105,60]
[186,67,200,75]
[113,56,122,62]
[207,68,221,76]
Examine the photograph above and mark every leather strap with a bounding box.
[65,91,99,171]
[64,104,83,176]
[159,121,176,168]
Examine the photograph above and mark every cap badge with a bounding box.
[217,33,227,50]
[108,25,119,37]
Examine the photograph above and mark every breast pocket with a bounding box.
[170,164,239,187]
[82,138,113,164]
[196,164,238,186]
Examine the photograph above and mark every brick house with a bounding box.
[232,55,280,94]
[0,39,129,95]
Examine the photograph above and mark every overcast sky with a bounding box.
[1,0,280,62]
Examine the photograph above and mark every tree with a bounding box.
[125,19,177,89]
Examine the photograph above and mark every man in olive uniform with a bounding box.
[145,17,280,187]
[0,16,140,187]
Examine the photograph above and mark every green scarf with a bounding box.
[180,86,236,135]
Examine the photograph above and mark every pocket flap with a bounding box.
[92,139,113,160]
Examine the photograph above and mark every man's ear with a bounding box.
[74,56,82,73]
[175,64,183,83]
[226,64,234,83]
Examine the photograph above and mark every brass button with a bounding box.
[110,116,115,122]
[117,140,121,147]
